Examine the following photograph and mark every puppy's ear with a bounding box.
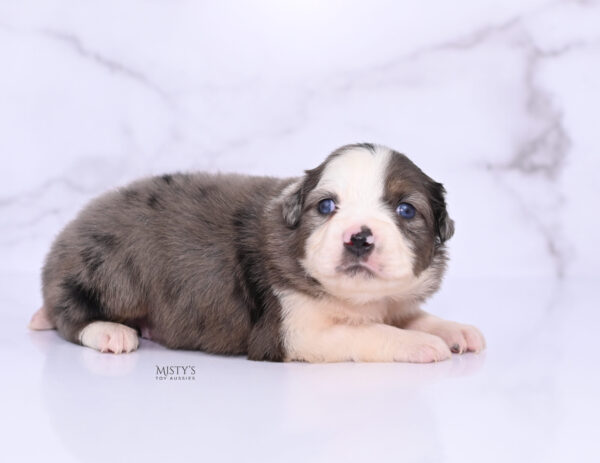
[281,166,323,228]
[436,204,455,243]
[429,181,455,244]
[282,183,304,228]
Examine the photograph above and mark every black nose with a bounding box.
[344,227,374,258]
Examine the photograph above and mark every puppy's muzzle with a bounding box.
[343,226,374,258]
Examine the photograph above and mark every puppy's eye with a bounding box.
[396,202,416,219]
[317,198,336,215]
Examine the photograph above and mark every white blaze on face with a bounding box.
[301,146,417,303]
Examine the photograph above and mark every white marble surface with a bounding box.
[1,1,599,462]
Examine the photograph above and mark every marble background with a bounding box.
[2,2,600,462]
[1,0,599,287]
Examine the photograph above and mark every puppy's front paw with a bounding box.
[407,317,485,354]
[436,322,485,354]
[396,331,452,363]
[79,321,139,354]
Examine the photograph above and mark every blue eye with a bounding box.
[318,198,336,215]
[396,202,416,219]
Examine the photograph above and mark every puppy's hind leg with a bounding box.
[79,321,139,354]
[47,277,139,354]
[28,306,55,330]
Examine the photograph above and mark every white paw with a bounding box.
[417,320,486,354]
[395,331,452,363]
[79,321,139,354]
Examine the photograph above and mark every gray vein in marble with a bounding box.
[482,36,595,279]
[39,28,174,107]
[0,22,178,109]
[0,177,94,207]
[333,10,526,84]
[489,31,570,278]
[422,17,520,54]
[489,171,569,280]
[489,38,569,278]
[9,208,62,230]
[498,40,587,179]
[399,4,598,183]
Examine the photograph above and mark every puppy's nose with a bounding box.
[344,226,374,258]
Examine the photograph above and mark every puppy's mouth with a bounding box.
[336,263,377,278]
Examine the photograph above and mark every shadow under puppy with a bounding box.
[29,143,485,362]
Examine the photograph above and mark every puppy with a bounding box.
[29,143,485,362]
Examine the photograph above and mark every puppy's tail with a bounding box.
[28,305,56,330]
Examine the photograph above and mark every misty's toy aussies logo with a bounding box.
[155,365,196,381]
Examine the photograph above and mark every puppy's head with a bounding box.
[281,143,454,304]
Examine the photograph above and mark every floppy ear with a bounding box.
[281,166,323,229]
[429,181,455,244]
[281,183,304,228]
[436,203,455,243]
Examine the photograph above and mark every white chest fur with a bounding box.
[276,289,418,362]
